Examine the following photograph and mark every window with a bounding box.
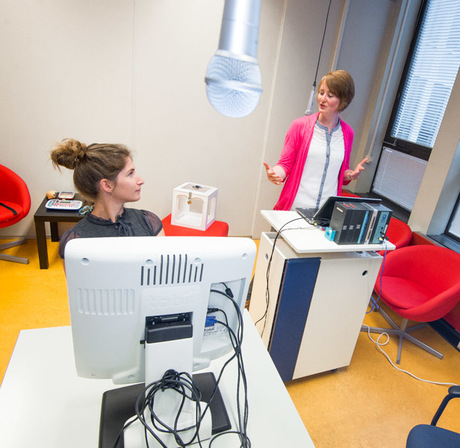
[446,193,460,244]
[390,0,460,154]
[372,0,460,212]
[385,0,460,161]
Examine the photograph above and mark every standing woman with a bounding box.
[264,70,367,211]
[51,139,164,259]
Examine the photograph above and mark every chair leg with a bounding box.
[362,306,443,363]
[0,238,29,264]
[402,331,443,360]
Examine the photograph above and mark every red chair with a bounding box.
[0,165,31,264]
[378,217,412,256]
[161,214,229,237]
[368,245,460,363]
[340,189,361,198]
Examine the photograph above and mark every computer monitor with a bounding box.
[64,236,256,447]
[65,236,256,384]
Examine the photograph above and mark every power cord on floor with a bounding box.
[362,324,459,387]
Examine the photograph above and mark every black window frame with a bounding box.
[444,192,460,245]
[383,0,432,162]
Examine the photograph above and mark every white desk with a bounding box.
[249,211,394,382]
[261,210,395,253]
[0,311,314,447]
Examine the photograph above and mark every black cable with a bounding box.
[212,319,248,446]
[134,370,206,448]
[208,286,250,448]
[254,217,305,334]
[313,0,332,86]
[146,372,201,432]
[116,285,250,448]
[367,244,389,314]
[305,0,332,114]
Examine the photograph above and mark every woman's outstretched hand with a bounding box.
[348,157,369,180]
[263,162,285,185]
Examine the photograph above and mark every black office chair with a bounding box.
[406,385,460,447]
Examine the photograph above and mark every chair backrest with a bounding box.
[407,386,460,448]
[387,245,460,291]
[339,189,361,198]
[380,245,460,321]
[385,217,412,249]
[0,165,31,228]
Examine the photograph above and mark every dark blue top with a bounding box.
[59,208,162,258]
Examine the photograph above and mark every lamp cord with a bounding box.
[313,0,332,86]
[305,0,332,114]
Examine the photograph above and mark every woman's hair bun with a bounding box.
[51,138,87,170]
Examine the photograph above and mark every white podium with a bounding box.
[249,211,394,382]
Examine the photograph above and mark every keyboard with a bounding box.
[296,207,318,222]
[45,199,83,211]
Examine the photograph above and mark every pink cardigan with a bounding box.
[274,112,354,211]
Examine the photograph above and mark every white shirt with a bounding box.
[291,121,344,210]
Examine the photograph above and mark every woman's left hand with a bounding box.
[346,158,368,181]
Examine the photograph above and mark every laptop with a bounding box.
[296,195,382,226]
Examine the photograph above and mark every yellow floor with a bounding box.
[1,238,460,447]
[0,238,70,383]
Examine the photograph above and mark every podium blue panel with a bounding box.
[268,257,320,382]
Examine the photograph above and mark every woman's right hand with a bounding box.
[263,162,285,185]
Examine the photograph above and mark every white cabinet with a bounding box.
[249,232,383,381]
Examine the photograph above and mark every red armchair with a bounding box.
[376,217,412,256]
[368,245,460,363]
[0,165,31,264]
[384,217,412,249]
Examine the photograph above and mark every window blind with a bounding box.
[373,147,427,211]
[391,0,460,149]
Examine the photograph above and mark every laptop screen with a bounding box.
[297,195,382,225]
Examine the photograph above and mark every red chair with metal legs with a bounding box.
[0,165,31,264]
[367,245,460,364]
[378,217,412,255]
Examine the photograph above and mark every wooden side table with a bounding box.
[33,196,84,269]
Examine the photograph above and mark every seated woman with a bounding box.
[51,139,164,259]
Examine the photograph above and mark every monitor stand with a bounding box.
[99,372,231,448]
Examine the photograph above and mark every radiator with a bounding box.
[372,147,427,210]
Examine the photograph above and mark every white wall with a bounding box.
[342,0,460,237]
[0,0,347,239]
[1,0,135,236]
[410,69,460,235]
[3,0,447,241]
[251,0,345,236]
